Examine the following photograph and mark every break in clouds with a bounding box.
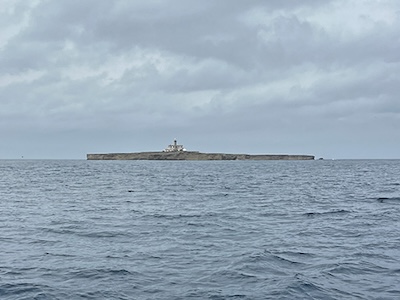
[1,0,399,158]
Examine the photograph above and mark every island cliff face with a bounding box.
[86,151,314,161]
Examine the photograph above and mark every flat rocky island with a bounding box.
[87,140,314,161]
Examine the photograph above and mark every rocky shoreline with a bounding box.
[86,151,315,160]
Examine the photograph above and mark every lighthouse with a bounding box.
[163,139,186,152]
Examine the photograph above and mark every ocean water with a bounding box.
[1,159,400,299]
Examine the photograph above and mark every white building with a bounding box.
[163,139,186,152]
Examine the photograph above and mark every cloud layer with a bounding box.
[1,0,399,158]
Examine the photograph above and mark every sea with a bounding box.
[1,159,400,299]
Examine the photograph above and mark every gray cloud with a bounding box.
[1,0,399,158]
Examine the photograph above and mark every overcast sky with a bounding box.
[1,0,399,159]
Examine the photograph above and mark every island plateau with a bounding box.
[87,140,314,161]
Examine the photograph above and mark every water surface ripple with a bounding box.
[1,159,400,299]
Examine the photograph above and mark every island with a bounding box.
[87,139,314,161]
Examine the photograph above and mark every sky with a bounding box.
[1,0,399,159]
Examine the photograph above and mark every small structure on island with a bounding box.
[163,139,186,152]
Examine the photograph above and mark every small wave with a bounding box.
[44,252,76,258]
[78,231,129,238]
[203,269,260,283]
[286,274,336,300]
[147,212,218,220]
[304,209,351,217]
[377,197,400,203]
[230,250,307,278]
[244,250,306,267]
[264,252,305,268]
[272,250,316,259]
[325,260,389,277]
[150,213,198,219]
[0,283,49,299]
[41,227,132,239]
[186,222,206,227]
[68,268,136,279]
